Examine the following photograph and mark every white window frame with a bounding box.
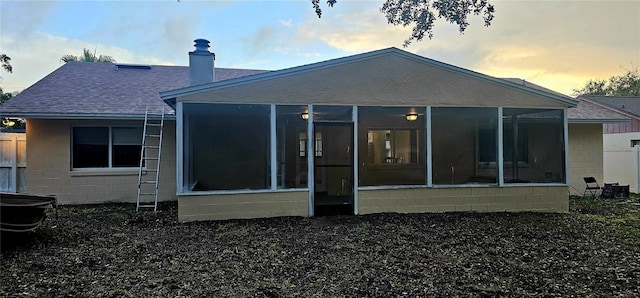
[71,125,143,171]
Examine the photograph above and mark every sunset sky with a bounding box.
[1,0,638,96]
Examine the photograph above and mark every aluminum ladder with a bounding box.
[136,107,165,212]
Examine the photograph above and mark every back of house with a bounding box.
[2,39,627,221]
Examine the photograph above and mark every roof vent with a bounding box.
[115,64,151,70]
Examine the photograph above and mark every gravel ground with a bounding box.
[1,197,639,297]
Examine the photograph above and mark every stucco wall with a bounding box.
[359,186,568,214]
[178,54,568,109]
[568,123,603,196]
[178,191,308,222]
[26,118,177,204]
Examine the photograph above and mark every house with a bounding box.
[0,39,625,221]
[579,96,640,148]
[0,52,266,205]
[500,82,628,196]
[578,95,640,192]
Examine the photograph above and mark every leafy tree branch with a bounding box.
[61,48,115,63]
[573,67,640,97]
[313,0,495,47]
[1,54,12,73]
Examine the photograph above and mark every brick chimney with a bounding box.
[189,39,215,85]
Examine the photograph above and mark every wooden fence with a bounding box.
[0,132,26,193]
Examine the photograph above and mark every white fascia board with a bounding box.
[1,113,177,120]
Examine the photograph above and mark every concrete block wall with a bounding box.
[568,124,603,196]
[178,186,567,222]
[358,185,569,215]
[178,191,308,222]
[26,118,177,204]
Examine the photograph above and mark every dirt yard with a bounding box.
[1,197,639,297]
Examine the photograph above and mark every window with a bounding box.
[72,127,142,169]
[358,107,425,186]
[112,127,145,167]
[367,129,418,164]
[631,140,640,147]
[299,132,323,157]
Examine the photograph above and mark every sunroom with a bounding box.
[162,47,576,222]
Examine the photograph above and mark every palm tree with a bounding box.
[61,48,115,63]
[1,54,12,73]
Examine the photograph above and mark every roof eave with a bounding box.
[568,118,630,124]
[0,112,176,120]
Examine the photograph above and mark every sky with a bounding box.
[0,0,638,96]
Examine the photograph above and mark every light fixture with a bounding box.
[2,118,15,127]
[405,113,418,121]
[301,112,309,120]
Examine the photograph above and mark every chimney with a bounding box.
[189,39,215,85]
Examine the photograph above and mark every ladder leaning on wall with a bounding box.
[136,107,165,212]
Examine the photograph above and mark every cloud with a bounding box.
[1,0,637,97]
[0,1,57,40]
[0,32,173,93]
[162,14,201,59]
[290,0,639,95]
[279,19,293,27]
[245,26,279,56]
[296,6,409,53]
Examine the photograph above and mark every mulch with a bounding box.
[1,198,639,297]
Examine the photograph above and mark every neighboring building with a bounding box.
[579,96,640,192]
[1,39,623,221]
[579,96,640,148]
[567,99,628,195]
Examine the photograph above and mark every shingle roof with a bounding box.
[0,62,267,118]
[580,95,640,119]
[3,60,619,123]
[501,78,569,98]
[568,99,629,123]
[501,78,628,123]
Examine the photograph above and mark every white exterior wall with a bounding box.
[603,132,640,149]
[603,147,640,194]
[602,133,640,193]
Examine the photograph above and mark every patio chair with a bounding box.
[583,177,601,198]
